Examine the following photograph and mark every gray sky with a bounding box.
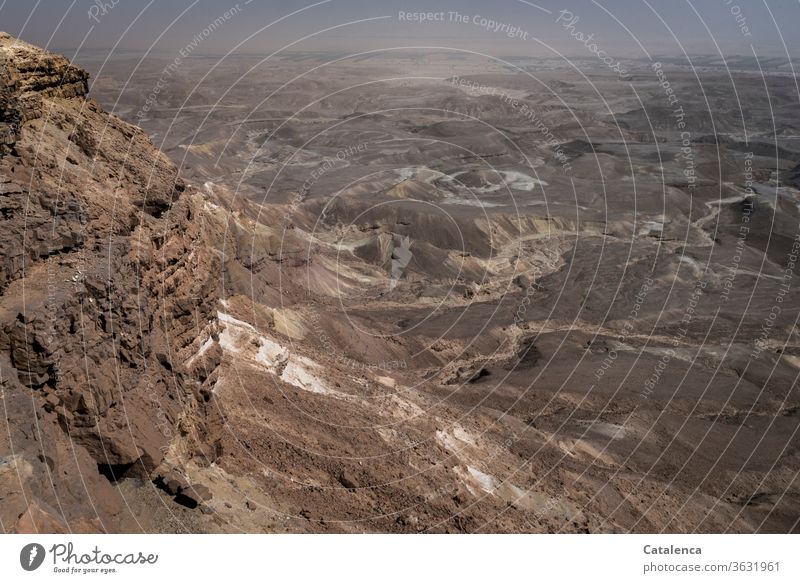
[1,0,798,60]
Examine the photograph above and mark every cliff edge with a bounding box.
[0,33,224,532]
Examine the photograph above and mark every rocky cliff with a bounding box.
[0,32,224,532]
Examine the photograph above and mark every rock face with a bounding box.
[0,33,222,532]
[0,32,88,155]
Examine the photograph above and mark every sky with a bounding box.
[1,0,798,61]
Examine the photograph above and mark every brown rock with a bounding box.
[0,33,221,532]
[161,471,189,496]
[176,483,212,508]
[338,470,359,490]
[12,502,68,534]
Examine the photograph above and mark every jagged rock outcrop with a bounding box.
[0,32,88,155]
[0,33,223,532]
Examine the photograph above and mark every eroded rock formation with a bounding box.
[0,32,222,532]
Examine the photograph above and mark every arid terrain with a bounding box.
[1,34,799,533]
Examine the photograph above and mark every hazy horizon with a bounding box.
[2,0,798,62]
